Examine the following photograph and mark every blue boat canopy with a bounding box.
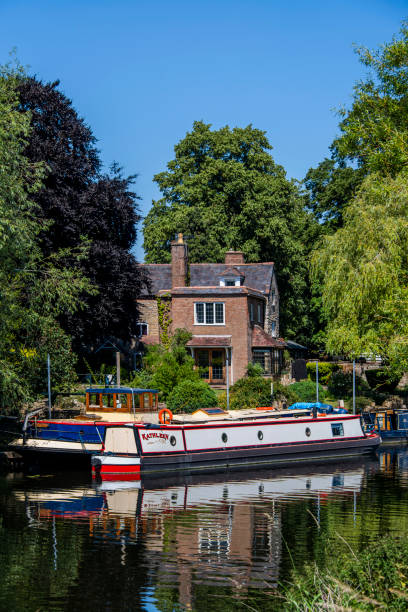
[86,387,159,395]
[288,402,348,414]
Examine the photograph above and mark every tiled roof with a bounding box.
[251,325,286,348]
[191,263,273,294]
[140,262,274,296]
[219,266,244,278]
[186,336,232,347]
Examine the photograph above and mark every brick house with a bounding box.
[137,234,285,385]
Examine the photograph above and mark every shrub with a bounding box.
[288,379,326,402]
[246,362,265,377]
[218,377,299,410]
[365,368,399,393]
[166,380,217,414]
[306,361,340,384]
[328,371,371,399]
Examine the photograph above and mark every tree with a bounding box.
[312,173,408,376]
[332,21,408,176]
[0,64,91,411]
[143,121,315,339]
[16,77,145,359]
[303,158,364,230]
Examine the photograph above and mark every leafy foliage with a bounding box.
[218,376,299,410]
[312,173,408,375]
[327,370,371,399]
[333,22,408,176]
[143,121,316,340]
[16,77,145,357]
[304,158,364,229]
[306,361,340,384]
[365,368,399,393]
[0,63,91,412]
[140,329,200,400]
[167,379,218,413]
[288,380,326,402]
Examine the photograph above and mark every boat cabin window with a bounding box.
[398,413,408,431]
[86,389,159,413]
[331,423,344,437]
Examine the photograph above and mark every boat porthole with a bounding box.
[222,433,228,443]
[305,427,311,437]
[170,435,176,446]
[258,431,263,440]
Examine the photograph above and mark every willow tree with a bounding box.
[312,173,408,374]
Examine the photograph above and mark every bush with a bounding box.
[288,379,326,402]
[246,362,265,377]
[351,396,373,413]
[365,368,399,393]
[166,380,217,414]
[328,370,371,399]
[218,377,299,410]
[306,361,340,384]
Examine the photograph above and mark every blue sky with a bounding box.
[0,0,406,261]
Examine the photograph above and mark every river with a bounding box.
[0,448,408,611]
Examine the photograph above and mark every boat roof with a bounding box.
[86,387,159,394]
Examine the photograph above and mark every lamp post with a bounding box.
[352,359,356,415]
[47,354,52,418]
[316,361,319,403]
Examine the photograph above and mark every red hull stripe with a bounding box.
[99,464,140,473]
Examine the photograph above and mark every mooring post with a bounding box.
[226,348,230,411]
[116,351,121,388]
[47,353,52,418]
[352,359,356,415]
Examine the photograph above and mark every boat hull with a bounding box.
[92,434,380,479]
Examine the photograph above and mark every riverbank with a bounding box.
[281,533,408,610]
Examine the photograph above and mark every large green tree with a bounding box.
[0,65,90,411]
[312,23,408,373]
[16,77,145,360]
[143,121,315,340]
[333,21,408,176]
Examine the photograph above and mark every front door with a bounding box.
[196,349,225,383]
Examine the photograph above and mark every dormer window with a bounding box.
[220,277,241,287]
[219,266,244,287]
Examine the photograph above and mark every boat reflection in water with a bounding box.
[13,460,376,598]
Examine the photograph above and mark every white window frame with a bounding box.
[194,302,225,325]
[135,322,149,337]
[220,277,241,287]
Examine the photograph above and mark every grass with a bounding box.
[280,533,408,610]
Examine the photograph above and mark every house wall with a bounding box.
[171,294,251,383]
[265,272,279,337]
[137,299,160,339]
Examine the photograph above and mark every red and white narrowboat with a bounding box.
[91,406,380,480]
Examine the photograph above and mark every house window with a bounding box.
[220,277,241,286]
[250,304,254,321]
[135,322,148,337]
[225,280,235,287]
[195,303,225,325]
[257,304,262,323]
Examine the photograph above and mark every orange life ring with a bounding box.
[256,406,275,411]
[159,408,173,424]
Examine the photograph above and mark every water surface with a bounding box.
[1,449,408,611]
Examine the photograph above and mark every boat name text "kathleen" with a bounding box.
[141,432,169,441]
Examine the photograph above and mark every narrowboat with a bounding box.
[362,408,408,444]
[8,386,159,464]
[91,405,380,480]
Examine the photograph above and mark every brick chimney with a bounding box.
[171,233,188,287]
[225,250,245,265]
